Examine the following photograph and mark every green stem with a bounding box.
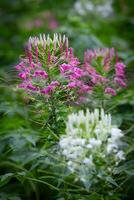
[46,63,58,134]
[26,177,59,191]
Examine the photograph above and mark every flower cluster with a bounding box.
[15,35,127,104]
[15,34,89,99]
[59,109,125,187]
[83,48,126,96]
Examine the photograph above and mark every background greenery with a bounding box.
[0,0,134,199]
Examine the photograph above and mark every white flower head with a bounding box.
[107,143,118,154]
[89,138,102,147]
[111,127,123,140]
[83,156,93,165]
[115,150,125,161]
[59,108,125,187]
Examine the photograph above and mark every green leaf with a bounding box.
[0,173,14,187]
[125,169,134,175]
[106,176,118,186]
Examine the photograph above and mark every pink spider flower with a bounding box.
[15,34,89,102]
[41,86,53,94]
[18,72,28,79]
[67,80,82,89]
[41,81,59,94]
[115,62,125,77]
[105,87,116,96]
[60,64,73,74]
[78,85,92,94]
[69,57,80,67]
[27,83,38,91]
[16,34,69,94]
[15,61,25,70]
[33,70,48,78]
[83,48,127,95]
[114,77,127,88]
[73,67,84,78]
[18,82,27,89]
[91,73,109,84]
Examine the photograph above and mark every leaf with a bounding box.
[15,171,27,184]
[25,135,38,146]
[113,160,134,174]
[125,169,134,175]
[106,176,118,186]
[82,193,101,200]
[0,173,14,187]
[10,151,40,165]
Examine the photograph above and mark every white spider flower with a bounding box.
[111,127,123,140]
[83,157,93,165]
[115,150,125,161]
[59,108,126,187]
[89,138,102,147]
[107,143,118,154]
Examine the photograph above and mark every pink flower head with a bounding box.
[78,85,92,94]
[41,85,53,94]
[15,62,25,70]
[73,67,84,78]
[27,84,38,91]
[50,81,59,87]
[84,63,97,74]
[114,77,127,88]
[60,63,72,74]
[115,62,125,77]
[69,57,80,67]
[84,48,115,64]
[18,72,28,79]
[33,70,48,78]
[91,73,108,84]
[16,34,90,103]
[67,80,82,89]
[83,48,127,95]
[18,82,27,89]
[67,82,77,88]
[41,81,59,95]
[105,87,116,96]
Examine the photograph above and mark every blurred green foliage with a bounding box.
[0,0,134,199]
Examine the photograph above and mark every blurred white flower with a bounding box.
[115,150,125,161]
[74,0,113,18]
